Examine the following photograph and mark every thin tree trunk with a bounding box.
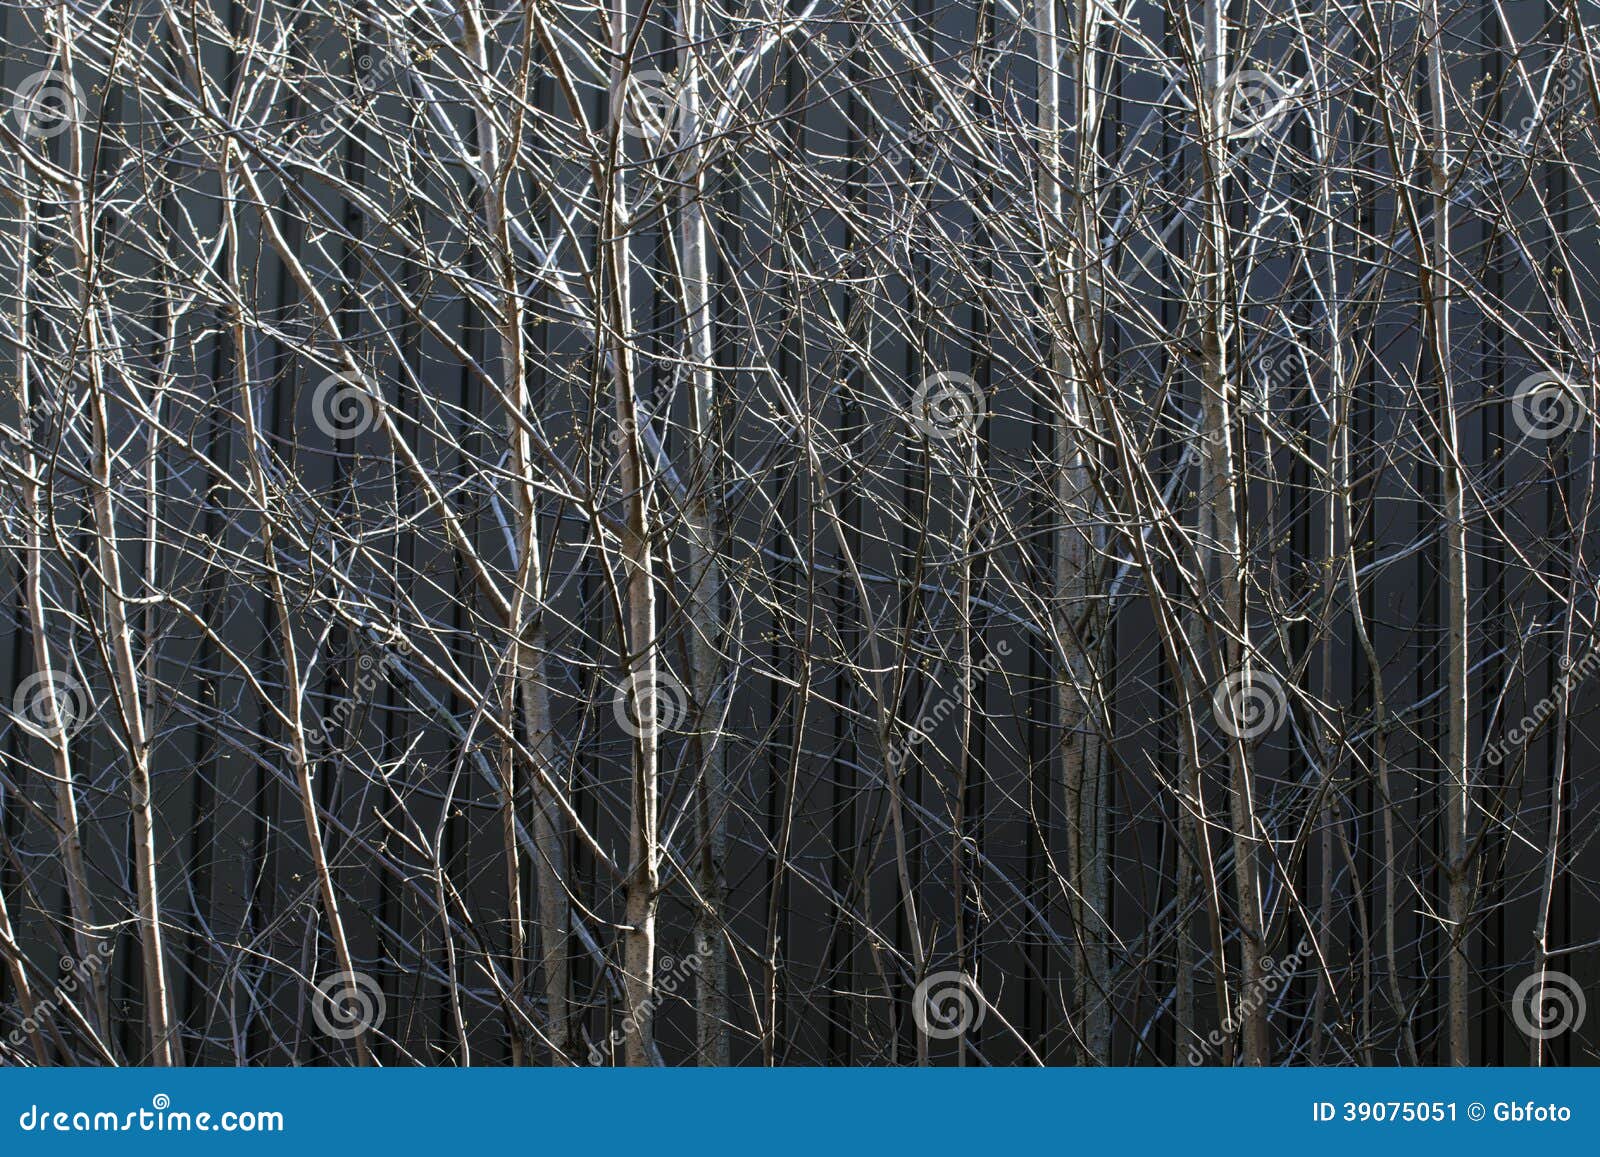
[611,15,661,1067]
[14,190,108,1041]
[677,0,731,1066]
[461,0,574,1065]
[1422,0,1471,1067]
[1200,0,1269,1065]
[218,146,369,1068]
[1042,0,1112,1065]
[55,18,178,1063]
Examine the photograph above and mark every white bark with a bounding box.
[677,0,731,1066]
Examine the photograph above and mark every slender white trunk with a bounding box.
[14,190,109,1040]
[1043,0,1111,1063]
[612,9,660,1066]
[461,0,574,1064]
[1200,0,1268,1064]
[55,17,177,1063]
[677,0,731,1065]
